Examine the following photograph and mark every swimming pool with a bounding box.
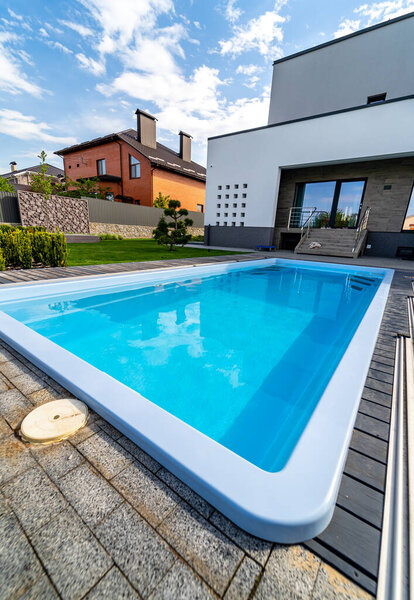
[0,258,393,541]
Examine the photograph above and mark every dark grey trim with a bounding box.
[365,232,414,257]
[272,11,414,65]
[206,225,274,249]
[208,94,414,141]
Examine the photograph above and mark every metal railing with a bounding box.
[351,206,370,255]
[288,206,317,229]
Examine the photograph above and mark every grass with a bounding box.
[67,238,242,266]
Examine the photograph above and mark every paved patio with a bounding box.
[1,253,404,599]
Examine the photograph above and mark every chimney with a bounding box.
[135,109,157,149]
[179,131,192,162]
[9,161,17,172]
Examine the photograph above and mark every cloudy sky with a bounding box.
[0,0,413,173]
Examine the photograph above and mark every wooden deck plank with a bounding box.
[358,399,391,424]
[350,429,388,463]
[337,474,384,529]
[355,413,389,442]
[344,449,386,492]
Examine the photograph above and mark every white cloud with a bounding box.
[194,20,201,29]
[39,27,49,37]
[0,110,76,145]
[236,64,263,75]
[46,40,73,54]
[334,0,414,37]
[224,0,243,24]
[58,19,94,37]
[7,8,23,21]
[76,53,105,75]
[218,1,287,57]
[0,32,44,96]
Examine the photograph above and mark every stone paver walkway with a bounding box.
[0,342,371,599]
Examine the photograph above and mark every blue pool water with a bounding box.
[0,263,383,471]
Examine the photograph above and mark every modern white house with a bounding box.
[204,12,414,258]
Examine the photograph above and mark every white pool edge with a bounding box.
[0,257,394,543]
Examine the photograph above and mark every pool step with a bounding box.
[294,229,365,258]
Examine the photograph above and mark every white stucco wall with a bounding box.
[268,15,414,124]
[205,98,414,228]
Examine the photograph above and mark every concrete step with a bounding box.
[65,234,100,244]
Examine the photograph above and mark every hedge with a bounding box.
[0,225,67,270]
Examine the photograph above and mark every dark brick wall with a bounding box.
[18,191,89,233]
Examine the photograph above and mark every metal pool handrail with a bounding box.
[352,206,370,255]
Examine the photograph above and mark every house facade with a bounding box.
[204,12,414,258]
[56,110,206,213]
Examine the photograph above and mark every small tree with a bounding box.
[153,199,193,251]
[153,192,170,209]
[30,151,53,231]
[0,176,15,193]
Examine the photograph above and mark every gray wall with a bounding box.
[268,15,414,124]
[365,232,414,258]
[205,225,274,249]
[87,197,204,227]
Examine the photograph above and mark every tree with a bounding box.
[153,199,193,251]
[153,192,170,209]
[0,176,14,193]
[61,176,112,199]
[30,151,53,231]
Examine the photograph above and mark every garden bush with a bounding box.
[0,225,67,270]
[99,233,123,240]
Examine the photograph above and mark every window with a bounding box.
[217,203,221,208]
[233,203,237,207]
[225,203,229,208]
[367,92,386,105]
[241,212,245,217]
[76,163,80,167]
[97,159,106,176]
[216,221,220,225]
[216,213,220,217]
[224,212,228,217]
[197,204,204,212]
[241,202,246,208]
[240,222,244,227]
[223,222,227,226]
[242,193,247,198]
[243,183,248,188]
[129,155,140,179]
[226,185,230,189]
[217,194,221,199]
[403,185,414,231]
[68,165,72,169]
[294,179,366,229]
[225,194,229,199]
[232,213,236,217]
[218,185,222,190]
[234,184,239,189]
[234,194,238,199]
[232,222,236,226]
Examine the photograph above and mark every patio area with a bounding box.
[1,253,411,599]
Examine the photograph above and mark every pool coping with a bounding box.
[0,257,394,544]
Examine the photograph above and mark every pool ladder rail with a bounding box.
[377,296,414,600]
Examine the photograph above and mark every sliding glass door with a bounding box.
[293,179,366,229]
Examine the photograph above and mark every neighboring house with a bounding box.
[55,109,206,213]
[205,12,414,258]
[1,162,64,192]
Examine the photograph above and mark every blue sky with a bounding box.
[0,0,413,173]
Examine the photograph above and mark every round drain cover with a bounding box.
[20,399,88,444]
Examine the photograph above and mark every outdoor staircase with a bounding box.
[294,228,368,258]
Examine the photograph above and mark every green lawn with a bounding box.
[67,238,242,266]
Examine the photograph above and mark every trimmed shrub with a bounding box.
[0,247,5,271]
[0,225,67,269]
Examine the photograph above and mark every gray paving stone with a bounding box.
[157,468,213,520]
[0,512,43,600]
[69,421,101,445]
[254,545,320,600]
[0,388,33,429]
[30,440,84,481]
[95,418,122,440]
[0,347,15,364]
[11,372,46,396]
[0,377,10,393]
[0,414,12,439]
[58,463,123,527]
[0,359,30,381]
[210,510,272,566]
[224,556,261,600]
[3,466,67,536]
[149,560,215,600]
[112,461,178,527]
[0,435,36,485]
[85,567,140,599]
[19,575,59,600]
[0,490,11,517]
[31,507,112,600]
[118,435,161,473]
[158,503,243,595]
[28,386,62,406]
[311,562,373,599]
[94,502,175,598]
[77,431,132,479]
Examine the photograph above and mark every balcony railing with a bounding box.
[288,207,330,229]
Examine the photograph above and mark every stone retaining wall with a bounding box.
[90,222,204,239]
[18,191,89,233]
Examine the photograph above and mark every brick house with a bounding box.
[55,109,206,213]
[1,162,64,192]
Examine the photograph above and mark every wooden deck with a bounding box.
[0,255,411,596]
